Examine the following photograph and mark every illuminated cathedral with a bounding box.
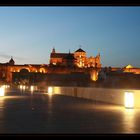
[50,48,101,68]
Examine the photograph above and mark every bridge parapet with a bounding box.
[52,86,140,108]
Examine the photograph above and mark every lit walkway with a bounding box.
[0,92,140,134]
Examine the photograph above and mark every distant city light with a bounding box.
[124,92,134,109]
[53,63,56,65]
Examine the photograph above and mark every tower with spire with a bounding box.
[52,47,55,53]
[9,57,15,65]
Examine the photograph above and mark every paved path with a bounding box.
[0,92,140,134]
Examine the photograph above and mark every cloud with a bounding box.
[0,53,11,59]
[0,52,25,61]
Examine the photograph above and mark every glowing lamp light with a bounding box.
[3,85,5,88]
[48,87,53,94]
[0,87,5,96]
[30,86,34,93]
[23,85,26,91]
[124,92,134,109]
[20,85,23,90]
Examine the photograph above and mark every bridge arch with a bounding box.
[39,68,46,73]
[19,67,30,72]
[20,68,29,73]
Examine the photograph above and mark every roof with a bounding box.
[50,53,74,58]
[125,64,133,69]
[9,58,15,63]
[0,63,9,65]
[9,58,15,65]
[64,53,76,60]
[75,48,85,53]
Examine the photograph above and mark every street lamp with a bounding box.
[0,86,5,96]
[48,87,53,95]
[124,91,134,109]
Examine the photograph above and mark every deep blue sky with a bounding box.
[0,7,140,67]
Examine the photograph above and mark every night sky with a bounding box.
[0,7,140,67]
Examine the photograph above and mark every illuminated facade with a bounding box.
[111,64,140,74]
[50,48,101,68]
[0,57,47,83]
[1,48,140,85]
[0,47,101,84]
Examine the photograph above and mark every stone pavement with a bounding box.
[0,92,140,134]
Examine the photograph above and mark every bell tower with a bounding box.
[52,47,55,53]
